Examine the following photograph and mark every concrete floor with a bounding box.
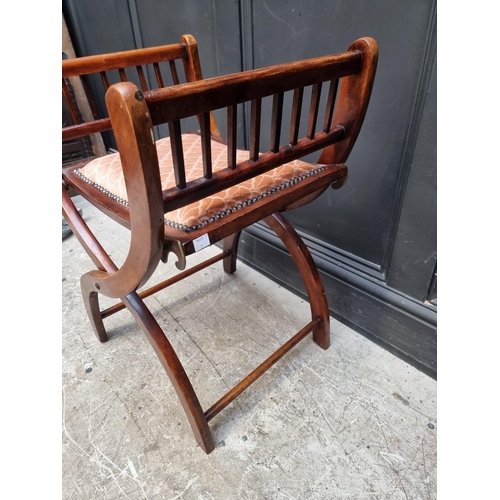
[62,196,437,499]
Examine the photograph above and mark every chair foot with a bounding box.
[222,231,241,274]
[265,213,331,350]
[312,318,331,350]
[81,275,109,343]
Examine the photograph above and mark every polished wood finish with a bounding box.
[145,53,360,128]
[222,231,241,274]
[123,291,215,454]
[62,43,185,78]
[318,37,378,164]
[101,251,229,319]
[249,98,262,161]
[289,87,304,146]
[270,92,284,153]
[226,104,238,169]
[307,83,322,139]
[205,317,321,422]
[160,126,345,214]
[266,212,331,349]
[62,35,378,454]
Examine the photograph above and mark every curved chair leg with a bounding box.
[64,190,213,451]
[121,291,215,454]
[81,277,109,343]
[222,231,242,274]
[265,213,330,350]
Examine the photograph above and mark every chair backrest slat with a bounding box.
[227,105,238,170]
[199,112,212,179]
[119,68,128,82]
[289,87,304,146]
[322,79,339,133]
[153,62,165,88]
[249,98,262,161]
[80,75,102,119]
[136,65,149,91]
[307,83,322,139]
[270,92,284,153]
[168,120,186,189]
[100,71,111,91]
[62,79,81,124]
[169,60,180,85]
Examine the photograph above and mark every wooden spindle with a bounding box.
[136,65,149,91]
[170,60,180,85]
[81,75,101,119]
[307,83,322,139]
[62,79,81,124]
[153,62,165,88]
[323,79,339,132]
[100,71,110,90]
[119,68,128,82]
[168,121,186,188]
[249,98,262,161]
[227,105,237,170]
[204,318,320,422]
[270,93,284,153]
[200,112,212,179]
[289,87,304,146]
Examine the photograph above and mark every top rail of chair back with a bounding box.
[143,50,362,124]
[62,43,185,78]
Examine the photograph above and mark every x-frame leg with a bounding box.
[64,188,330,453]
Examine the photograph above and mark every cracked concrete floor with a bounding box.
[62,196,437,499]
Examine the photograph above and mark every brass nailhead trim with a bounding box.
[75,166,327,233]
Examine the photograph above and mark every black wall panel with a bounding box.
[63,0,437,378]
[248,0,435,268]
[387,52,437,301]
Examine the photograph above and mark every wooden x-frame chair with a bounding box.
[62,34,378,453]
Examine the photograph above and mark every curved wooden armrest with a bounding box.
[86,84,165,298]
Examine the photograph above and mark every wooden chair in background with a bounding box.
[62,34,378,453]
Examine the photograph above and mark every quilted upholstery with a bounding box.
[76,133,325,232]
